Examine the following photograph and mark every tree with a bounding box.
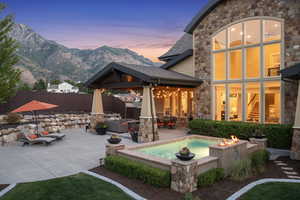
[0,3,21,103]
[64,79,76,86]
[50,79,61,85]
[17,82,32,91]
[33,79,46,91]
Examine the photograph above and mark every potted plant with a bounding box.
[107,134,121,144]
[253,127,266,139]
[175,147,195,161]
[95,122,108,135]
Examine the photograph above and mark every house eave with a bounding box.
[184,0,223,34]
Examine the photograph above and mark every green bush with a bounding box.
[229,159,252,181]
[182,193,202,200]
[104,155,170,187]
[251,150,270,174]
[197,168,225,187]
[189,119,293,149]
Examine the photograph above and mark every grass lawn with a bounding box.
[0,173,133,200]
[240,182,300,200]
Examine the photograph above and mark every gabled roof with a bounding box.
[184,0,223,34]
[158,34,193,61]
[281,63,300,80]
[161,49,193,70]
[85,62,202,89]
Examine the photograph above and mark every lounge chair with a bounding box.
[20,133,56,146]
[39,131,65,140]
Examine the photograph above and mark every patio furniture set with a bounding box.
[19,124,65,146]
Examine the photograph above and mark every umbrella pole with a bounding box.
[32,111,38,135]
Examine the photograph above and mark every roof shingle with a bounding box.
[159,34,193,61]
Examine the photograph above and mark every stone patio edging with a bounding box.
[82,171,146,200]
[0,184,17,198]
[226,178,300,200]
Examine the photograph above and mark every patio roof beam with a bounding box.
[99,82,145,89]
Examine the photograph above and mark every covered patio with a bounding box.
[85,62,202,143]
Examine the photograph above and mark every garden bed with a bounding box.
[0,185,8,192]
[90,167,183,200]
[91,156,298,200]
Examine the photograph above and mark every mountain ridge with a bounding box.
[9,23,161,85]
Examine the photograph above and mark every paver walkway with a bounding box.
[274,160,300,179]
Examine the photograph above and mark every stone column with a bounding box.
[209,141,248,174]
[139,86,159,143]
[291,81,300,160]
[90,89,104,133]
[171,159,198,193]
[105,144,125,157]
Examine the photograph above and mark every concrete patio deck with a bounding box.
[0,127,187,184]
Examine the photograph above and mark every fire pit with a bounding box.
[218,135,239,147]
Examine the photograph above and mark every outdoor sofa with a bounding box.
[105,119,129,133]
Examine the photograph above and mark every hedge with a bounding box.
[197,168,225,187]
[104,155,171,187]
[189,119,293,149]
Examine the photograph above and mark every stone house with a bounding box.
[86,0,300,157]
[160,0,300,125]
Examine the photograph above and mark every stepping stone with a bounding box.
[276,163,288,166]
[274,160,283,163]
[283,171,298,175]
[287,176,300,179]
[281,167,294,170]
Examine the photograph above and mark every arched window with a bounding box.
[212,18,283,123]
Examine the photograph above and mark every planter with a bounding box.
[253,135,266,139]
[175,153,195,161]
[96,127,107,135]
[107,138,121,144]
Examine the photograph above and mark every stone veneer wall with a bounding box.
[138,117,159,143]
[0,113,90,144]
[193,0,300,123]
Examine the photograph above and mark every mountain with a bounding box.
[9,24,161,85]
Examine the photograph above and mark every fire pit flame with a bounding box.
[218,135,239,147]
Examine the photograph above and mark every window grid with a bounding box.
[211,18,283,123]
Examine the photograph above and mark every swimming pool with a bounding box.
[136,138,218,160]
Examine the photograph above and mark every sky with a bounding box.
[3,0,208,61]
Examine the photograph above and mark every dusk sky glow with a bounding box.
[3,0,208,61]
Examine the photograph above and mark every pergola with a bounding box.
[85,62,202,143]
[281,63,300,160]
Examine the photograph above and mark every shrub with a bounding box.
[229,159,252,181]
[104,155,170,187]
[4,113,22,124]
[251,150,270,174]
[95,122,108,129]
[197,168,225,187]
[182,193,202,200]
[189,119,293,149]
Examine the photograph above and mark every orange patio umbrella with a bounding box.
[11,100,58,113]
[11,100,58,134]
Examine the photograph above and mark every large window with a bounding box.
[212,18,283,123]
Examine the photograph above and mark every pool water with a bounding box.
[136,139,218,160]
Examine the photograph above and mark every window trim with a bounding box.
[211,17,284,124]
